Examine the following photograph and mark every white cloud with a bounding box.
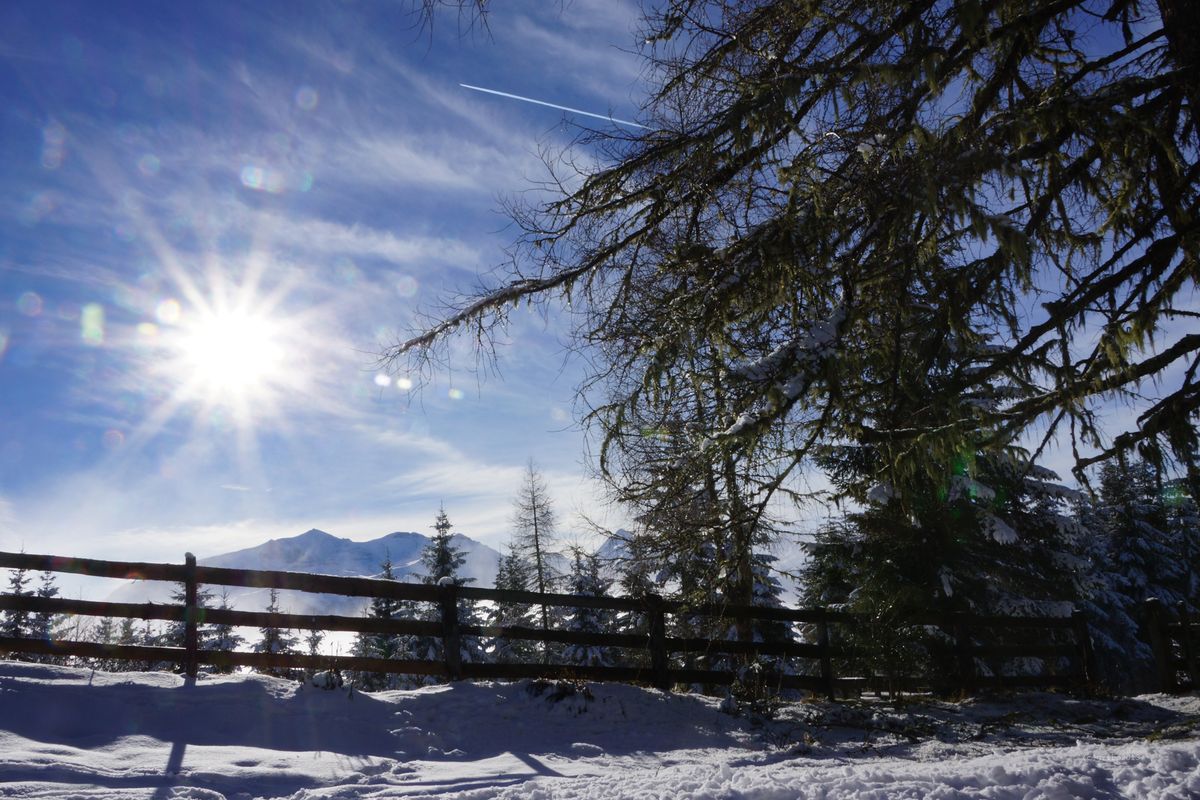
[253,211,481,268]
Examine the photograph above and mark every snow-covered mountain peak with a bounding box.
[107,527,501,615]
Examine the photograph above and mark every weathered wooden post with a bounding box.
[646,594,670,692]
[183,552,198,678]
[439,582,463,681]
[1144,598,1176,693]
[1071,608,1097,696]
[816,611,835,700]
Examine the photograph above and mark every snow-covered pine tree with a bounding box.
[349,555,408,691]
[488,543,538,664]
[303,628,325,680]
[1164,480,1200,605]
[1071,457,1196,691]
[207,588,244,674]
[408,507,484,680]
[1,565,33,646]
[27,570,62,664]
[667,540,726,678]
[91,617,117,671]
[614,530,657,600]
[94,617,115,645]
[1067,499,1150,694]
[113,617,138,672]
[561,548,614,668]
[253,588,299,678]
[608,530,658,668]
[1093,458,1185,609]
[140,619,167,672]
[162,580,215,651]
[802,445,1092,687]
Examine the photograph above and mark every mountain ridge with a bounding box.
[107,527,503,616]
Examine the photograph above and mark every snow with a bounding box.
[106,529,503,616]
[1,662,1198,799]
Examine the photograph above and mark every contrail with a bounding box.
[460,83,648,130]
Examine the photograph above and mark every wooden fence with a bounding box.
[0,550,1097,697]
[1144,598,1200,693]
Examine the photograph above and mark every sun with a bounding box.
[175,309,287,399]
[153,290,306,426]
[126,265,335,444]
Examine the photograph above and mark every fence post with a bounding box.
[1178,601,1198,690]
[816,612,835,700]
[646,594,670,692]
[1071,608,1096,696]
[183,552,198,678]
[1144,598,1176,693]
[440,583,463,681]
[953,615,975,697]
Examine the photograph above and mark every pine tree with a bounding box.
[385,0,1200,559]
[92,617,117,672]
[420,506,469,586]
[26,570,62,664]
[29,570,59,639]
[303,628,325,680]
[208,589,244,674]
[253,588,298,678]
[162,581,215,651]
[488,543,538,664]
[1,566,32,643]
[1093,458,1183,608]
[561,548,614,668]
[350,555,408,691]
[511,462,559,660]
[408,507,483,677]
[610,530,659,665]
[1071,456,1197,691]
[802,448,1091,686]
[140,620,165,672]
[614,530,657,601]
[114,616,139,671]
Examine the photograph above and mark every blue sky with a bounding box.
[0,0,648,563]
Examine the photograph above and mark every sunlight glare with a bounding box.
[175,309,287,399]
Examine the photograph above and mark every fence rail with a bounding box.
[1143,598,1200,693]
[0,550,1097,697]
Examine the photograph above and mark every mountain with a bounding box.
[106,528,502,616]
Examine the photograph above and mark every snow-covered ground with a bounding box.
[0,661,1197,799]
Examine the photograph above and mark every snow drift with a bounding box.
[0,661,1197,799]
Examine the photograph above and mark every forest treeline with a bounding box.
[3,457,1195,696]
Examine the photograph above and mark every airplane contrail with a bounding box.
[460,83,648,130]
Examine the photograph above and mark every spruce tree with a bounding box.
[253,588,298,678]
[350,555,408,691]
[208,589,245,674]
[409,507,483,676]
[92,617,117,672]
[1093,458,1184,608]
[28,570,62,664]
[163,581,215,651]
[488,543,538,664]
[1,566,32,643]
[561,548,614,668]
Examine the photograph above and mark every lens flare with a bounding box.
[81,303,105,345]
[17,292,43,316]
